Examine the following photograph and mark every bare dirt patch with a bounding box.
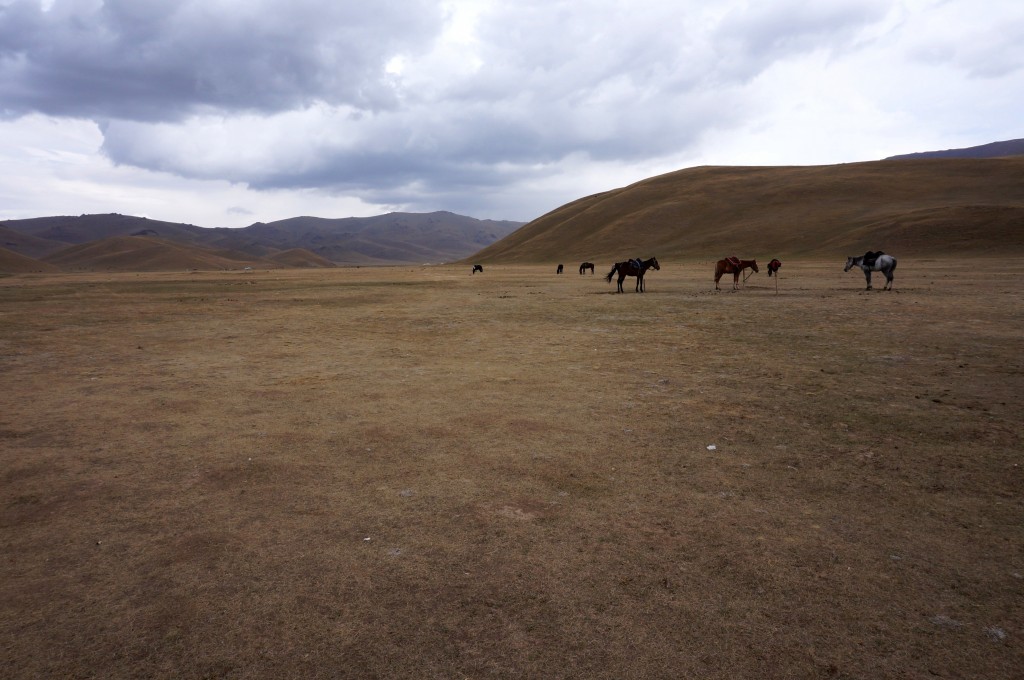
[1,260,1022,678]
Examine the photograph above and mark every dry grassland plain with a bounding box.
[1,259,1022,679]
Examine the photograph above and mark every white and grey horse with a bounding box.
[844,252,897,290]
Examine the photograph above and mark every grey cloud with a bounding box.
[97,85,721,207]
[712,0,891,81]
[0,0,443,121]
[0,0,962,222]
[87,0,776,213]
[908,17,1024,80]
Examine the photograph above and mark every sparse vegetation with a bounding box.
[2,261,1021,678]
[473,158,1024,262]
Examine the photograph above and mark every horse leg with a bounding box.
[733,272,739,291]
[864,269,873,290]
[617,274,624,293]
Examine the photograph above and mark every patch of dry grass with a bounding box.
[473,159,1024,262]
[1,260,1022,678]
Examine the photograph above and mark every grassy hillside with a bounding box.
[0,225,71,259]
[41,236,274,272]
[0,246,61,274]
[471,158,1024,263]
[266,248,338,268]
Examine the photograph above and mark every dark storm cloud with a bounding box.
[0,0,443,120]
[81,0,896,213]
[10,0,1008,222]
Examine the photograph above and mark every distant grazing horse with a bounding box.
[767,259,782,277]
[556,264,564,274]
[472,264,483,274]
[606,257,660,293]
[844,252,896,290]
[579,262,595,275]
[714,257,758,291]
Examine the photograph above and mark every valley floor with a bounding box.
[1,259,1022,678]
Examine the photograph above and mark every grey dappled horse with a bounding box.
[844,253,897,290]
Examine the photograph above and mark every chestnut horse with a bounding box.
[714,257,758,290]
[606,257,660,293]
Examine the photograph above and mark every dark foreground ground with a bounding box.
[1,259,1021,678]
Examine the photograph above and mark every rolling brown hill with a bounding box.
[41,236,275,272]
[0,225,71,259]
[266,248,337,268]
[470,157,1024,263]
[0,246,61,274]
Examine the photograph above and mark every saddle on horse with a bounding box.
[863,251,884,267]
[725,256,742,269]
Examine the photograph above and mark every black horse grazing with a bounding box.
[767,259,782,277]
[579,262,595,275]
[556,264,564,274]
[472,264,483,274]
[605,257,660,293]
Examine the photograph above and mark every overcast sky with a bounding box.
[1,0,1021,227]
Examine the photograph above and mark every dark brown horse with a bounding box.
[579,262,595,275]
[606,257,660,293]
[556,264,564,274]
[472,264,483,274]
[714,257,758,290]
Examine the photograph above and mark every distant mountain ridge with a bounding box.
[885,138,1024,160]
[0,211,524,272]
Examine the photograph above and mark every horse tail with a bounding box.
[605,264,618,283]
